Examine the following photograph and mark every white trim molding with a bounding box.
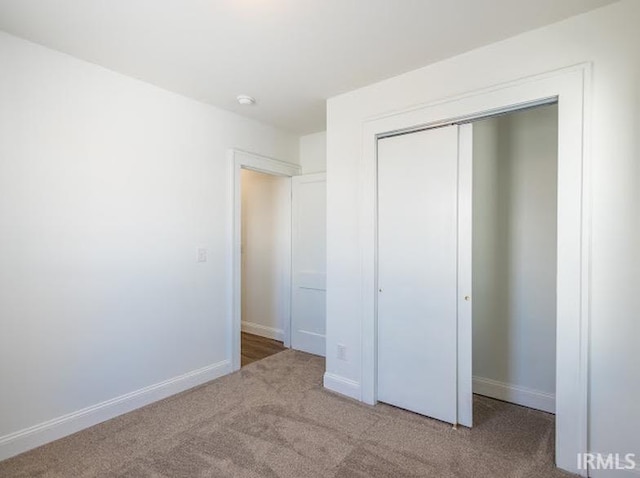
[357,64,591,476]
[228,149,301,372]
[241,321,284,341]
[323,373,361,401]
[0,359,231,461]
[473,376,556,414]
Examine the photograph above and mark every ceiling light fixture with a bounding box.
[236,94,256,105]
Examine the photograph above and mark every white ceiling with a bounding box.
[0,0,617,134]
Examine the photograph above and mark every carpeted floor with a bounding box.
[0,350,575,477]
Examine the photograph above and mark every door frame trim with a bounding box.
[358,64,591,475]
[228,149,301,372]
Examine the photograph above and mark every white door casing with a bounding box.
[229,149,301,371]
[359,65,590,475]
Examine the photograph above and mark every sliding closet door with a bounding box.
[377,125,460,424]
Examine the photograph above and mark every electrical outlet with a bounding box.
[197,248,208,263]
[337,344,347,361]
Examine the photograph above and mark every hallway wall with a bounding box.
[241,169,290,341]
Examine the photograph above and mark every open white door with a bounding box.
[291,173,327,356]
[377,124,472,426]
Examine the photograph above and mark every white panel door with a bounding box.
[377,125,460,424]
[291,173,327,356]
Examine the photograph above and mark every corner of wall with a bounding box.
[299,131,327,174]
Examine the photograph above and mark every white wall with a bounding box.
[299,131,327,173]
[472,105,558,412]
[325,1,640,474]
[241,169,289,341]
[0,31,298,458]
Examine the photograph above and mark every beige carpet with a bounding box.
[0,350,575,477]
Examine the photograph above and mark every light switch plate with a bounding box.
[337,344,347,361]
[197,248,207,263]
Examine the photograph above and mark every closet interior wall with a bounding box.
[472,104,559,413]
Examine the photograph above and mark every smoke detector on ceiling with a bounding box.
[236,95,256,105]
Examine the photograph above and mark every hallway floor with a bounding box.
[241,331,286,367]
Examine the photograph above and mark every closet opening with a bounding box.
[471,103,558,418]
[366,66,588,474]
[375,101,561,468]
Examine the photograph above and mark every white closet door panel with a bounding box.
[291,173,327,356]
[377,125,459,424]
[457,123,473,428]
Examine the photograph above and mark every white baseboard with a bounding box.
[473,376,555,413]
[292,330,326,357]
[0,359,232,461]
[241,321,284,341]
[323,372,360,401]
